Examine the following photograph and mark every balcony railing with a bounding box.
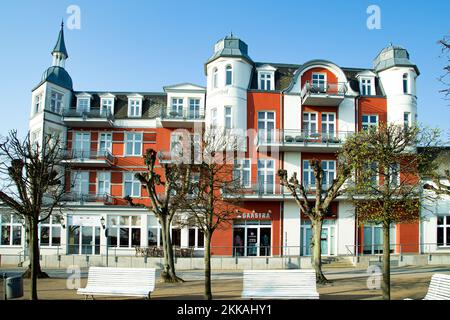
[160,107,205,120]
[257,129,353,148]
[301,81,347,97]
[63,108,114,120]
[62,148,115,164]
[62,192,113,204]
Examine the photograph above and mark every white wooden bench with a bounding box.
[241,269,319,300]
[405,273,450,300]
[77,267,156,299]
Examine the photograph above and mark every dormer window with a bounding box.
[213,68,218,89]
[225,65,233,86]
[360,78,373,96]
[257,65,276,90]
[76,93,92,113]
[312,73,326,91]
[100,94,115,116]
[127,95,143,117]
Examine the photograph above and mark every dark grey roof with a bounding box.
[373,44,419,75]
[205,35,253,66]
[38,66,73,90]
[249,62,300,91]
[70,92,167,119]
[52,23,68,58]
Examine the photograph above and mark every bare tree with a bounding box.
[345,124,439,300]
[0,130,67,300]
[277,133,364,284]
[438,33,449,101]
[181,130,243,300]
[423,147,450,196]
[135,148,191,283]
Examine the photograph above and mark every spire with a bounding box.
[52,20,68,59]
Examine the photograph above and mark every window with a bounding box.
[31,130,41,148]
[124,132,142,156]
[39,215,61,247]
[97,171,111,196]
[170,132,184,157]
[437,216,450,247]
[124,172,141,197]
[172,228,181,247]
[34,94,42,114]
[211,108,217,129]
[257,159,275,194]
[73,132,91,158]
[259,72,272,90]
[403,73,409,94]
[171,98,184,117]
[213,68,218,89]
[225,106,232,129]
[403,112,411,129]
[147,215,161,246]
[188,228,204,248]
[98,132,112,154]
[303,112,317,135]
[361,78,373,96]
[389,163,400,186]
[321,161,336,188]
[233,159,251,188]
[50,91,63,114]
[76,98,90,113]
[362,162,379,186]
[362,115,378,131]
[258,111,275,143]
[302,160,314,189]
[189,99,200,119]
[0,214,22,246]
[71,171,89,197]
[101,98,114,116]
[108,216,141,248]
[128,98,142,117]
[312,73,326,92]
[321,113,336,136]
[226,65,233,86]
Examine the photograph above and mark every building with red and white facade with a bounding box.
[1,25,449,262]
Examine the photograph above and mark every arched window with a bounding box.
[225,65,232,86]
[213,68,218,89]
[402,73,409,94]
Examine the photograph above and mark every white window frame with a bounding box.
[39,215,62,247]
[98,132,112,154]
[257,159,275,194]
[437,216,450,247]
[73,132,91,158]
[225,65,233,86]
[0,214,23,246]
[258,72,274,90]
[127,97,142,117]
[403,112,411,129]
[321,160,336,188]
[171,98,184,116]
[233,159,251,188]
[360,78,373,96]
[321,112,336,135]
[34,94,42,114]
[76,97,91,113]
[403,73,409,94]
[311,73,327,91]
[100,97,114,115]
[71,171,90,196]
[362,114,379,131]
[302,112,318,135]
[212,68,218,89]
[97,171,111,196]
[389,163,400,186]
[189,98,200,119]
[211,108,217,129]
[224,106,233,129]
[302,160,315,189]
[257,111,276,143]
[188,227,205,248]
[123,172,141,198]
[50,90,64,114]
[108,215,142,248]
[124,132,142,156]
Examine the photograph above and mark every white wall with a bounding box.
[336,201,356,255]
[283,94,301,130]
[283,201,301,255]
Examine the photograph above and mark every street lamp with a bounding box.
[100,216,105,230]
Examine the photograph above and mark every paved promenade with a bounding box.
[1,265,449,300]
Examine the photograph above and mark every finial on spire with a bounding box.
[61,19,64,29]
[230,30,233,37]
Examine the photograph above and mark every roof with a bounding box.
[35,66,73,91]
[373,44,419,75]
[52,23,68,58]
[205,34,253,68]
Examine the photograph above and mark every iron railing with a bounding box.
[61,192,113,204]
[301,81,347,99]
[160,107,205,120]
[62,148,115,164]
[257,129,354,146]
[63,108,114,121]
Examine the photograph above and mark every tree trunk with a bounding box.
[159,216,184,283]
[204,232,212,300]
[23,221,49,280]
[311,218,329,284]
[382,220,391,300]
[29,220,39,300]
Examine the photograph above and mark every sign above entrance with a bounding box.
[239,210,272,220]
[70,215,101,227]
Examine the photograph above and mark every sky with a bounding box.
[0,0,448,139]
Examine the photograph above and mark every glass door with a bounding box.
[68,225,100,255]
[98,133,112,155]
[321,113,336,138]
[246,228,258,256]
[259,227,271,256]
[73,132,90,158]
[258,159,275,194]
[257,111,275,143]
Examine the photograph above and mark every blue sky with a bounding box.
[0,0,448,139]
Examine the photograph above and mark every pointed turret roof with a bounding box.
[52,21,68,58]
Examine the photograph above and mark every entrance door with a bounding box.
[259,227,271,256]
[68,225,100,255]
[301,223,336,256]
[246,228,258,256]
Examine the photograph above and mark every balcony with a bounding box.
[257,129,353,152]
[159,107,205,128]
[62,109,114,128]
[62,149,115,167]
[61,192,114,205]
[301,82,347,106]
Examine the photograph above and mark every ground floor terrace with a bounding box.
[0,199,449,262]
[1,265,449,300]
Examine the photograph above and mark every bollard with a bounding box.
[5,275,23,300]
